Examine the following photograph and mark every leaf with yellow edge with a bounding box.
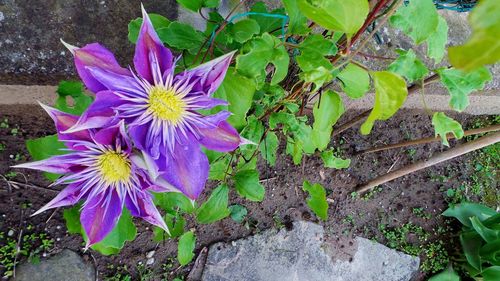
[361,72,407,135]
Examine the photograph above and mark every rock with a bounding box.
[146,250,155,259]
[0,0,177,85]
[146,257,155,265]
[13,249,95,281]
[201,221,419,281]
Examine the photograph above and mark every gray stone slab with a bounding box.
[13,249,95,281]
[201,221,420,281]
[0,0,177,85]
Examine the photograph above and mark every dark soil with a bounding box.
[0,104,495,280]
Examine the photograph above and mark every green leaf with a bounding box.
[460,231,482,270]
[299,66,334,91]
[337,63,370,99]
[443,202,497,228]
[437,67,492,112]
[432,112,464,147]
[437,67,492,111]
[178,231,196,266]
[195,184,231,224]
[282,0,310,35]
[361,71,407,135]
[229,19,260,43]
[296,35,337,79]
[176,0,203,12]
[163,22,205,54]
[482,266,500,281]
[249,2,286,34]
[229,205,248,223]
[153,214,186,241]
[311,90,344,151]
[387,49,429,83]
[428,265,460,281]
[128,14,171,43]
[239,116,264,165]
[302,181,328,220]
[209,155,231,180]
[449,0,500,70]
[321,150,350,169]
[470,217,499,243]
[154,192,196,214]
[213,68,256,130]
[481,241,500,266]
[286,137,304,165]
[63,206,83,234]
[55,81,93,115]
[427,15,449,64]
[91,209,137,255]
[390,0,439,44]
[297,0,369,35]
[260,131,279,166]
[25,135,67,181]
[236,33,290,85]
[234,170,265,202]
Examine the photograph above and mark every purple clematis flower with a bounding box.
[14,104,171,248]
[63,6,246,200]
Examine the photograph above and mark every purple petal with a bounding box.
[87,66,143,94]
[66,91,125,133]
[134,6,173,83]
[188,95,228,110]
[130,152,177,193]
[125,189,169,233]
[70,42,131,93]
[159,134,209,200]
[13,154,82,174]
[39,103,92,146]
[198,120,241,152]
[128,123,150,152]
[32,183,84,216]
[179,51,235,96]
[81,189,124,247]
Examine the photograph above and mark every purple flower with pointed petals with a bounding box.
[14,104,172,248]
[64,6,246,200]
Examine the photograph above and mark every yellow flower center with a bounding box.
[97,151,131,184]
[148,86,186,124]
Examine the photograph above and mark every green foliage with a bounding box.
[298,0,369,35]
[282,0,310,35]
[229,19,260,43]
[176,0,220,12]
[55,81,93,115]
[437,67,492,112]
[260,131,279,166]
[320,150,350,169]
[337,63,370,99]
[236,33,289,85]
[234,170,265,202]
[128,13,171,43]
[196,184,230,224]
[441,203,500,279]
[163,22,206,54]
[361,71,407,135]
[153,214,186,241]
[25,135,67,181]
[213,68,256,130]
[387,49,428,83]
[0,229,54,278]
[302,181,328,220]
[449,0,500,70]
[390,0,438,45]
[312,90,344,151]
[427,15,449,64]
[154,192,196,214]
[178,231,196,266]
[429,265,460,281]
[249,2,286,34]
[432,112,464,146]
[229,205,248,223]
[63,206,137,255]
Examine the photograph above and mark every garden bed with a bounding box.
[0,104,498,280]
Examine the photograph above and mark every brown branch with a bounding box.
[358,124,500,155]
[356,131,500,193]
